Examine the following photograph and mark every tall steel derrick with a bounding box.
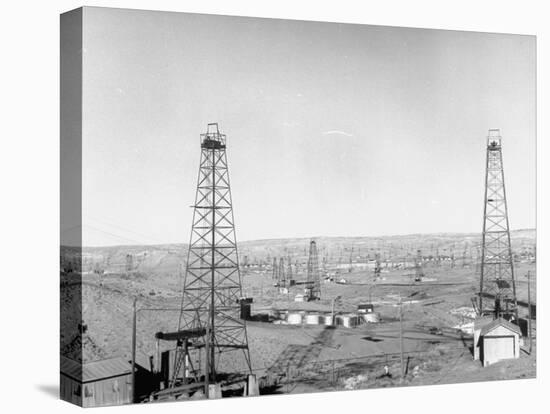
[478,129,517,320]
[305,240,321,300]
[174,123,251,386]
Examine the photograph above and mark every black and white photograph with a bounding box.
[2,1,547,413]
[58,5,539,408]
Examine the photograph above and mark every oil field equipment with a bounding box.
[478,129,518,320]
[168,123,252,394]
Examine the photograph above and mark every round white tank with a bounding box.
[287,313,303,325]
[364,312,380,323]
[305,314,320,325]
[340,315,351,328]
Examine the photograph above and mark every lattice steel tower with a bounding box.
[478,129,517,320]
[306,240,321,300]
[175,123,251,385]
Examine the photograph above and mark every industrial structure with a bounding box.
[61,356,133,407]
[305,240,321,300]
[414,249,424,282]
[478,129,518,320]
[277,257,287,290]
[473,318,522,366]
[374,252,381,280]
[159,124,251,397]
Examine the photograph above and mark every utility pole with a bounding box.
[131,297,137,403]
[527,271,532,353]
[331,295,342,323]
[399,296,404,380]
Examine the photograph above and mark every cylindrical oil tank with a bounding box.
[287,313,303,325]
[305,314,320,325]
[364,312,380,323]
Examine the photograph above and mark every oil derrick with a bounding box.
[348,245,354,273]
[125,254,133,273]
[174,123,251,388]
[305,240,321,300]
[271,257,278,281]
[287,256,295,286]
[278,257,286,288]
[462,243,469,268]
[450,247,455,268]
[374,252,381,280]
[478,129,518,320]
[414,249,424,282]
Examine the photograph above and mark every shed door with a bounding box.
[485,336,514,362]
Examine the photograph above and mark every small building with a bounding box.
[61,356,133,407]
[239,297,253,320]
[357,304,374,314]
[473,318,522,367]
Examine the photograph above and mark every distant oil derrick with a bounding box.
[172,123,251,390]
[478,129,518,320]
[125,254,133,273]
[278,257,286,288]
[462,243,469,268]
[348,245,354,273]
[271,257,278,281]
[374,252,381,280]
[287,256,295,286]
[305,240,321,300]
[414,249,424,282]
[450,247,455,268]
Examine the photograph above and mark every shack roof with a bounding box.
[479,318,522,337]
[61,356,132,383]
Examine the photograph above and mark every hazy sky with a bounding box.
[77,7,535,246]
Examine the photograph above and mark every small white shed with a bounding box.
[473,318,522,367]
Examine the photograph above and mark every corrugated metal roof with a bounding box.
[479,318,522,336]
[61,356,132,383]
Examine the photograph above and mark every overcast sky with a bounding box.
[76,7,535,246]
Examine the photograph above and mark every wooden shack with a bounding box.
[61,356,132,407]
[473,318,522,367]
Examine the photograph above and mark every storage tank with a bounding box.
[363,312,380,323]
[305,314,320,325]
[287,313,303,325]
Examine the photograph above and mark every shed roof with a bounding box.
[61,356,132,383]
[479,318,522,337]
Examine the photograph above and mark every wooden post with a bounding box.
[183,340,189,385]
[131,298,137,403]
[205,315,210,398]
[155,338,160,374]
